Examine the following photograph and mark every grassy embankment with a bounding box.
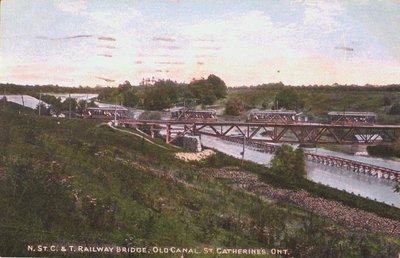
[0,102,399,257]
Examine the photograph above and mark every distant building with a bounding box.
[328,111,376,124]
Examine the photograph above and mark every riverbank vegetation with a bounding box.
[367,145,400,158]
[1,103,399,257]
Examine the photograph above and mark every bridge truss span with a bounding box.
[118,120,400,145]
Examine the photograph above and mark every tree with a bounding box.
[122,90,139,107]
[389,103,400,115]
[143,87,172,110]
[154,79,182,104]
[188,75,227,105]
[271,144,305,181]
[383,96,392,106]
[50,98,63,117]
[77,100,88,116]
[62,97,77,112]
[275,88,304,110]
[225,97,244,116]
[36,102,50,116]
[207,74,227,99]
[261,100,269,109]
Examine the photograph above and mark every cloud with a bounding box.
[335,46,354,51]
[96,76,115,82]
[195,38,215,42]
[197,62,204,65]
[98,37,116,41]
[36,35,93,40]
[4,64,78,84]
[88,7,142,29]
[152,37,176,42]
[133,61,144,64]
[194,54,216,58]
[97,45,117,49]
[54,1,142,29]
[155,54,180,57]
[155,61,184,65]
[303,1,344,33]
[97,54,113,58]
[53,0,87,14]
[198,47,220,50]
[159,46,181,50]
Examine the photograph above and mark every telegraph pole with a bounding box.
[114,97,117,125]
[68,93,71,119]
[241,130,246,165]
[38,92,42,116]
[3,88,5,111]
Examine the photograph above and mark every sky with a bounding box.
[0,0,399,87]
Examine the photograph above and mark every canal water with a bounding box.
[200,135,400,208]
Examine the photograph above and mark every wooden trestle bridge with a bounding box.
[305,153,400,182]
[119,119,400,145]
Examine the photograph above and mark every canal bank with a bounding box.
[200,135,400,208]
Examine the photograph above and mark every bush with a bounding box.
[367,145,400,158]
[225,97,244,116]
[389,103,400,115]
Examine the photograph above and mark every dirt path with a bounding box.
[106,122,169,150]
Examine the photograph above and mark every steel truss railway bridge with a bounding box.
[119,119,400,145]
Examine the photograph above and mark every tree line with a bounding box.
[97,74,227,110]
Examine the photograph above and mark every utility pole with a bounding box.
[38,92,42,116]
[241,130,246,165]
[68,93,71,119]
[3,88,5,111]
[114,97,117,125]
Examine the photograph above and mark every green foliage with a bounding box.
[0,106,399,257]
[0,83,98,95]
[138,111,162,120]
[61,97,77,112]
[367,145,400,158]
[207,74,227,99]
[275,88,304,110]
[143,86,172,110]
[383,96,392,106]
[118,81,140,107]
[97,81,140,107]
[389,103,400,115]
[96,75,227,110]
[188,75,227,105]
[225,96,244,116]
[270,145,305,185]
[228,85,400,119]
[36,102,51,116]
